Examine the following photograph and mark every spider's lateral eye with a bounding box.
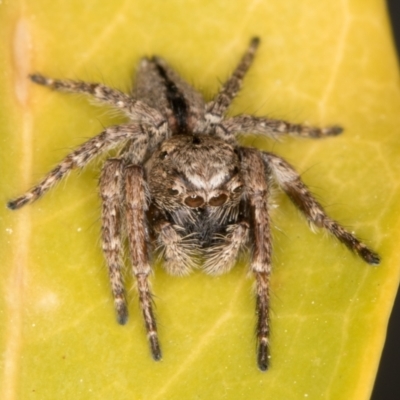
[184,195,204,208]
[168,188,179,195]
[159,151,168,160]
[232,185,243,194]
[192,136,201,145]
[209,193,228,206]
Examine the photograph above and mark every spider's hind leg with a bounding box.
[205,37,260,126]
[30,74,134,114]
[29,74,169,128]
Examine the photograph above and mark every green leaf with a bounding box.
[1,1,399,399]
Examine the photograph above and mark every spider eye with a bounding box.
[159,151,168,160]
[168,188,179,195]
[232,185,243,194]
[192,136,201,145]
[209,193,228,206]
[184,195,204,208]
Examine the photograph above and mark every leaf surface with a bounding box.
[1,1,399,399]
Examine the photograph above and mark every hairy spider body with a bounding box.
[8,38,380,371]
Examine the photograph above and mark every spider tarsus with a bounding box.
[29,73,47,85]
[257,342,269,372]
[149,335,162,361]
[116,307,129,325]
[152,350,162,362]
[7,201,17,210]
[324,125,343,136]
[360,248,381,265]
[250,36,261,47]
[7,198,27,210]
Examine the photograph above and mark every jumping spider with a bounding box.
[8,37,380,371]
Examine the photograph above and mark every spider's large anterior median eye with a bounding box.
[184,195,205,208]
[209,193,228,206]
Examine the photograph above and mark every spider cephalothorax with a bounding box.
[8,37,380,371]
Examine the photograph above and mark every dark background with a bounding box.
[371,2,399,399]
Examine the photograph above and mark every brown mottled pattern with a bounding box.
[263,153,380,265]
[241,149,272,371]
[7,38,379,371]
[100,159,127,324]
[206,37,260,122]
[124,165,161,360]
[221,115,343,139]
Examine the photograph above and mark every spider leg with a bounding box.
[124,165,161,360]
[100,159,128,324]
[7,124,150,210]
[205,37,260,126]
[218,114,342,141]
[30,74,167,126]
[241,148,272,371]
[263,152,380,265]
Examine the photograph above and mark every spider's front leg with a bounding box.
[241,148,273,371]
[100,159,128,324]
[124,165,161,360]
